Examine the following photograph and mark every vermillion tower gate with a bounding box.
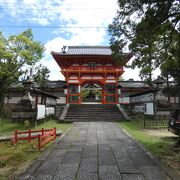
[51,46,131,104]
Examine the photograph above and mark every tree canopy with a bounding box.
[108,0,179,82]
[0,29,45,116]
[32,64,50,89]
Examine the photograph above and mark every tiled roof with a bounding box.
[47,80,150,89]
[10,81,66,89]
[56,46,112,56]
[47,80,66,88]
[119,81,150,88]
[153,76,166,84]
[10,81,38,88]
[129,89,158,97]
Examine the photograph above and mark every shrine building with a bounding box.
[51,46,132,104]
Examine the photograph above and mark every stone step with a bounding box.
[65,117,122,119]
[65,117,123,119]
[66,112,122,114]
[64,117,123,120]
[67,108,120,110]
[65,114,123,117]
[65,119,123,122]
[66,116,123,119]
[64,104,125,122]
[70,106,119,108]
[69,111,119,113]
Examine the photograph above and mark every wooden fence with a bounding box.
[37,128,56,150]
[12,128,56,150]
[144,114,169,128]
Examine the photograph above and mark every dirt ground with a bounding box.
[142,128,178,138]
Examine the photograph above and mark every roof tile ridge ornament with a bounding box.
[62,45,68,53]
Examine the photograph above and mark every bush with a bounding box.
[24,120,31,129]
[0,159,7,168]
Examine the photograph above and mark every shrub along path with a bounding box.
[19,122,178,180]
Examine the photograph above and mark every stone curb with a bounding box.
[119,124,179,180]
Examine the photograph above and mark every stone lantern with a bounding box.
[12,76,36,122]
[22,76,34,101]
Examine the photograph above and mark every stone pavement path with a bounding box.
[19,122,175,180]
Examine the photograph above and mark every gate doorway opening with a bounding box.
[81,83,102,103]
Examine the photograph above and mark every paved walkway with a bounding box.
[19,122,174,180]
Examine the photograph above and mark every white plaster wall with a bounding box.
[57,97,66,104]
[120,97,130,104]
[37,104,46,120]
[4,97,21,104]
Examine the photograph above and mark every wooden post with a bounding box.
[102,84,105,104]
[144,115,145,128]
[38,134,41,150]
[54,128,56,140]
[14,130,18,145]
[116,81,118,104]
[28,129,31,142]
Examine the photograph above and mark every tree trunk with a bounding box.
[0,88,5,118]
[166,75,170,103]
[177,134,180,145]
[148,46,153,88]
[149,70,152,87]
[177,32,180,145]
[178,32,180,114]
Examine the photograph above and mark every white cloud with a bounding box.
[0,0,118,27]
[122,57,161,81]
[2,0,153,81]
[123,67,141,81]
[123,67,160,81]
[31,18,49,25]
[38,57,65,80]
[45,37,69,54]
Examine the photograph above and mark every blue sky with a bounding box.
[0,0,154,80]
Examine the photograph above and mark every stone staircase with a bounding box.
[64,104,125,122]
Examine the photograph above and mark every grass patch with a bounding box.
[0,118,26,136]
[33,119,71,132]
[0,118,71,135]
[0,141,41,179]
[118,117,180,173]
[0,118,72,179]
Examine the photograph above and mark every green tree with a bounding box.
[108,0,179,94]
[0,29,44,116]
[109,0,180,143]
[108,0,179,76]
[159,27,179,81]
[32,64,50,89]
[129,18,159,85]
